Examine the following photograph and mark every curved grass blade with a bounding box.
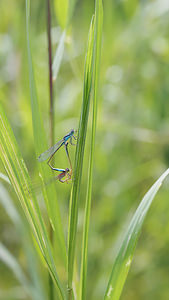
[0,104,65,300]
[79,0,103,299]
[25,0,67,267]
[67,15,95,298]
[104,168,169,300]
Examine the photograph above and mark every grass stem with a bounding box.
[46,0,54,299]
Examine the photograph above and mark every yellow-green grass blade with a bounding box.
[54,0,77,29]
[104,168,169,300]
[67,15,95,297]
[54,0,68,29]
[80,0,103,299]
[25,0,67,267]
[0,104,65,300]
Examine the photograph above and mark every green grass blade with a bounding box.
[25,0,67,267]
[54,0,77,29]
[67,15,95,297]
[54,0,68,29]
[0,104,65,300]
[80,0,103,299]
[104,168,169,300]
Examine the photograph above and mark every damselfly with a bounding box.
[25,168,71,195]
[55,168,71,183]
[37,129,77,174]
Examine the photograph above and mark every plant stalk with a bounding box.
[46,0,54,299]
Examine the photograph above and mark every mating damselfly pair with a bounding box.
[38,129,77,183]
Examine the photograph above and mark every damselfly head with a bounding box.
[70,129,75,135]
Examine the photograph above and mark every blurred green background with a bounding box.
[1,0,169,299]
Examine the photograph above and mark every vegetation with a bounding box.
[1,1,169,299]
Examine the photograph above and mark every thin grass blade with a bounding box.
[0,104,65,299]
[25,0,67,267]
[104,168,169,300]
[80,0,103,299]
[67,15,95,298]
